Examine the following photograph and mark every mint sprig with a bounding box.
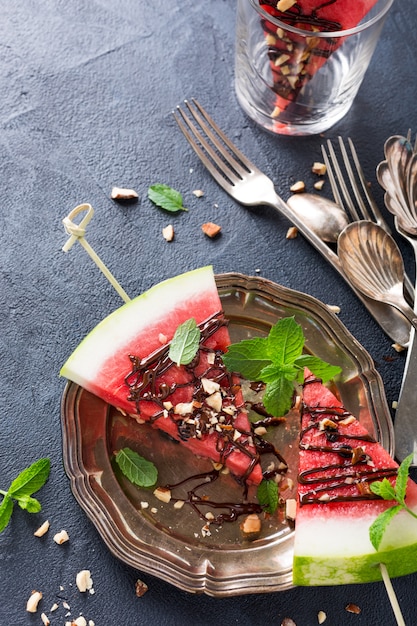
[369,453,417,550]
[0,458,51,532]
[115,448,158,488]
[148,184,187,212]
[168,318,201,366]
[222,317,341,416]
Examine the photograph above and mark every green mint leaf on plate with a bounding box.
[148,184,187,212]
[222,337,271,381]
[168,318,201,366]
[115,448,158,488]
[369,504,403,551]
[257,479,279,514]
[267,316,304,363]
[0,496,14,533]
[8,458,51,500]
[223,316,341,417]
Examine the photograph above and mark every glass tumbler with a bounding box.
[235,0,395,136]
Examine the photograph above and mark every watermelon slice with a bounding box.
[259,0,379,123]
[293,370,417,586]
[60,266,262,485]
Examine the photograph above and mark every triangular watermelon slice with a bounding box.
[293,370,417,586]
[60,266,262,485]
[259,0,380,125]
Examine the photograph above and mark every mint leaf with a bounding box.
[257,479,279,514]
[259,362,298,383]
[267,316,304,364]
[148,184,187,212]
[0,496,14,532]
[294,355,341,383]
[16,495,42,513]
[395,453,413,502]
[263,376,294,417]
[222,337,271,380]
[8,458,51,500]
[168,318,200,366]
[369,504,402,550]
[115,448,158,488]
[370,477,396,501]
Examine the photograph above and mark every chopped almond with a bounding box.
[201,222,221,238]
[286,226,298,239]
[162,224,174,241]
[26,590,43,613]
[290,181,305,193]
[312,161,327,176]
[277,0,296,11]
[111,186,138,200]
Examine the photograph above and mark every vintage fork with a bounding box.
[322,137,414,304]
[173,99,411,346]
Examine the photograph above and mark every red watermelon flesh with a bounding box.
[61,266,262,485]
[259,0,380,118]
[293,370,417,586]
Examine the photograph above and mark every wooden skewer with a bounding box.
[62,203,131,304]
[379,563,406,626]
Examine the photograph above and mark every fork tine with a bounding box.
[323,139,361,222]
[174,104,240,189]
[338,137,373,222]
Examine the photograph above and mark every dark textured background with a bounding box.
[1,1,417,624]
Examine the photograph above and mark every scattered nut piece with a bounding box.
[240,513,262,539]
[286,226,298,239]
[192,189,204,197]
[201,377,221,394]
[50,603,59,612]
[277,0,296,11]
[69,618,87,626]
[153,487,172,503]
[41,613,51,626]
[34,520,50,537]
[254,426,267,436]
[135,578,149,597]
[162,224,174,242]
[281,618,297,626]
[26,590,43,613]
[290,180,305,193]
[76,569,93,593]
[345,603,361,614]
[111,186,138,201]
[312,161,327,176]
[318,610,327,624]
[205,391,222,412]
[285,498,297,521]
[326,304,341,314]
[201,221,221,238]
[173,499,185,510]
[392,400,398,410]
[271,106,281,118]
[53,529,69,545]
[392,342,406,353]
[314,179,325,190]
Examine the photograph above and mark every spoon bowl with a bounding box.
[287,193,349,243]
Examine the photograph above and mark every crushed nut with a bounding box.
[281,618,297,626]
[205,391,222,412]
[111,186,138,200]
[201,377,221,394]
[240,513,261,539]
[162,224,174,241]
[277,0,296,11]
[135,579,149,597]
[312,161,327,176]
[201,221,221,238]
[34,520,50,537]
[153,487,172,503]
[285,498,297,521]
[286,226,298,239]
[41,613,50,626]
[313,179,325,191]
[271,106,281,118]
[345,603,361,614]
[326,304,341,314]
[254,426,267,436]
[318,610,327,624]
[53,529,69,545]
[76,569,93,593]
[173,499,185,510]
[392,400,398,410]
[192,189,204,197]
[289,180,305,193]
[392,342,406,353]
[26,590,43,613]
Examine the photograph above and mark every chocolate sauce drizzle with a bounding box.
[299,376,397,506]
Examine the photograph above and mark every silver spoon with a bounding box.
[337,221,417,330]
[287,193,349,242]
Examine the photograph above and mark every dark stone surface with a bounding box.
[1,1,416,624]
